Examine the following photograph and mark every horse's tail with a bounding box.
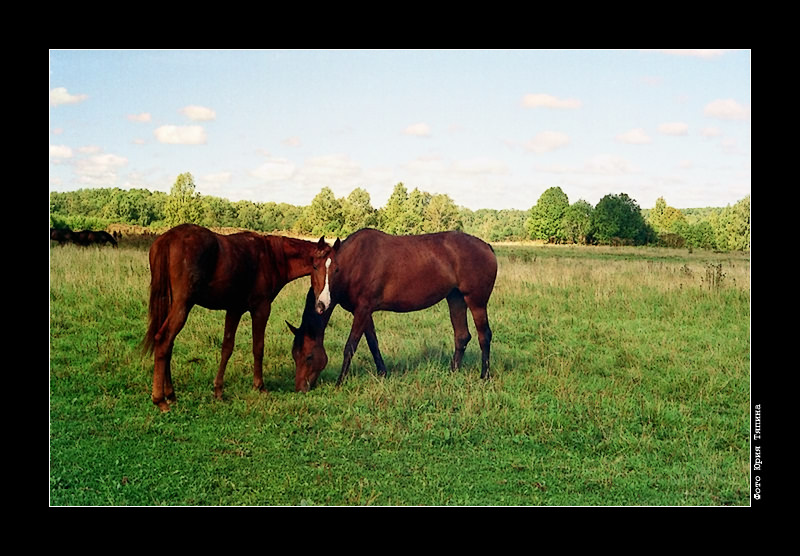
[142,238,171,355]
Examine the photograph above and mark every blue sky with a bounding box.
[49,49,750,211]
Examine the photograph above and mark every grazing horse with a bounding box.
[286,288,330,392]
[289,228,497,391]
[143,224,324,411]
[50,227,73,245]
[72,230,118,247]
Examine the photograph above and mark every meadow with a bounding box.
[49,238,751,506]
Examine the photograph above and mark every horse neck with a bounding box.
[273,236,315,282]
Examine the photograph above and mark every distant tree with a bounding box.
[278,203,303,232]
[257,202,283,232]
[379,183,409,234]
[591,193,652,245]
[526,186,569,241]
[341,187,378,235]
[562,200,594,244]
[674,220,716,250]
[298,187,343,236]
[649,197,686,233]
[235,200,260,230]
[423,193,462,232]
[403,188,432,234]
[496,209,528,241]
[201,195,236,228]
[164,172,201,227]
[713,195,750,251]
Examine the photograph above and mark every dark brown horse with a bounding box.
[50,227,73,245]
[289,228,497,391]
[143,224,324,411]
[286,287,330,392]
[72,230,118,247]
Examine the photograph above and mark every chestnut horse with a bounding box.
[289,228,497,391]
[143,224,324,411]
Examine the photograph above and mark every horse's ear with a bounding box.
[317,236,327,249]
[333,238,341,251]
[286,321,299,335]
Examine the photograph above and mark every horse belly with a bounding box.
[196,261,259,311]
[378,264,454,312]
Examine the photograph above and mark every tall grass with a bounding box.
[49,241,750,505]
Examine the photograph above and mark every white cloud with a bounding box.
[701,126,722,137]
[74,153,128,185]
[616,128,652,144]
[201,172,232,185]
[50,144,73,159]
[704,98,749,120]
[658,122,689,136]
[197,172,232,194]
[404,122,431,137]
[583,154,636,175]
[180,105,217,121]
[300,154,361,180]
[251,157,296,182]
[283,136,302,147]
[127,112,152,122]
[535,154,637,175]
[719,137,742,154]
[521,93,582,109]
[452,157,509,175]
[641,76,663,87]
[524,131,570,153]
[657,49,728,59]
[405,155,447,174]
[49,87,88,106]
[154,125,208,145]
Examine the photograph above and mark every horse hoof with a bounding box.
[156,401,171,412]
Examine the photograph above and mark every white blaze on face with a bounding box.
[317,258,332,313]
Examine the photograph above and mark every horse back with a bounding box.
[339,229,496,311]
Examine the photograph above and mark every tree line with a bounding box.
[49,172,750,251]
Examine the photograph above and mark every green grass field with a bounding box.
[49,240,751,506]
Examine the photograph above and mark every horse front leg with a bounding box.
[337,308,370,387]
[364,314,387,377]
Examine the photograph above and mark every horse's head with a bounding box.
[311,236,341,315]
[287,288,329,392]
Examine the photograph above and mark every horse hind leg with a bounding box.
[446,290,471,371]
[213,310,242,400]
[465,299,492,379]
[152,303,191,411]
[337,308,370,387]
[249,302,271,392]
